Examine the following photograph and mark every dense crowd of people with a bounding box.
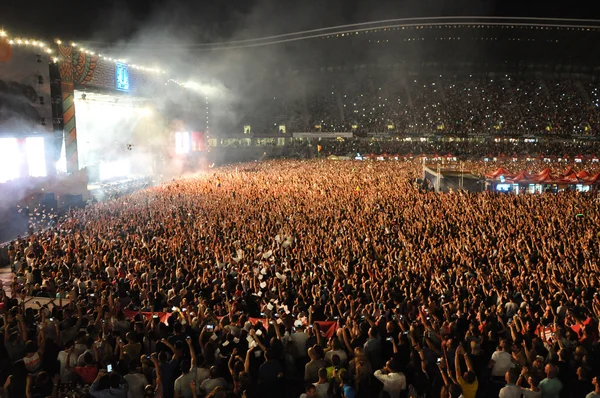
[208,137,600,169]
[234,74,600,136]
[0,159,599,398]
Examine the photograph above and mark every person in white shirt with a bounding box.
[57,341,78,383]
[289,326,310,360]
[313,368,329,398]
[325,339,348,367]
[299,384,318,398]
[586,377,600,398]
[373,359,406,398]
[517,367,541,398]
[489,339,515,379]
[106,264,117,279]
[499,370,522,398]
[124,361,148,398]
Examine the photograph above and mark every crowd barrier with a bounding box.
[122,309,339,338]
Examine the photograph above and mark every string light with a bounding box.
[4,33,55,61]
[4,29,197,89]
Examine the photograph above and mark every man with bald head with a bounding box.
[539,364,563,398]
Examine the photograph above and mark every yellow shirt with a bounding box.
[457,375,478,398]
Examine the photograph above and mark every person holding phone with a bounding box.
[90,370,127,398]
[373,358,406,398]
[174,336,211,398]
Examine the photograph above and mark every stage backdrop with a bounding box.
[56,45,167,173]
[0,40,53,135]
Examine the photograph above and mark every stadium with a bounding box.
[1,12,600,398]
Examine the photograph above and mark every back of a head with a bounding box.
[546,364,558,378]
[314,345,324,359]
[448,383,462,398]
[239,371,251,388]
[369,327,378,338]
[174,322,183,333]
[265,348,276,361]
[158,351,168,363]
[181,359,191,374]
[506,370,518,385]
[339,369,351,385]
[36,371,49,385]
[529,376,540,388]
[83,352,94,366]
[174,340,186,353]
[109,372,121,389]
[387,358,400,374]
[331,354,341,367]
[318,367,327,380]
[25,341,37,354]
[128,359,138,372]
[464,371,476,384]
[210,365,219,379]
[333,339,342,350]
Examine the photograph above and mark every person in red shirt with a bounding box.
[66,349,99,385]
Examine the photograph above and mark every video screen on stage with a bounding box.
[73,91,169,179]
[0,137,46,183]
[175,131,203,154]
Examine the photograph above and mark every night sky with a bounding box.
[2,0,598,44]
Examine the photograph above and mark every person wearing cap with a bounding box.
[289,323,310,362]
[530,355,546,381]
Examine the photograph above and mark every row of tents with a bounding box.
[485,166,600,185]
[360,153,600,162]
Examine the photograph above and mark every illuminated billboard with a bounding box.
[115,62,130,92]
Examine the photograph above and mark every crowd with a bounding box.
[1,159,600,398]
[234,74,600,136]
[304,137,600,160]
